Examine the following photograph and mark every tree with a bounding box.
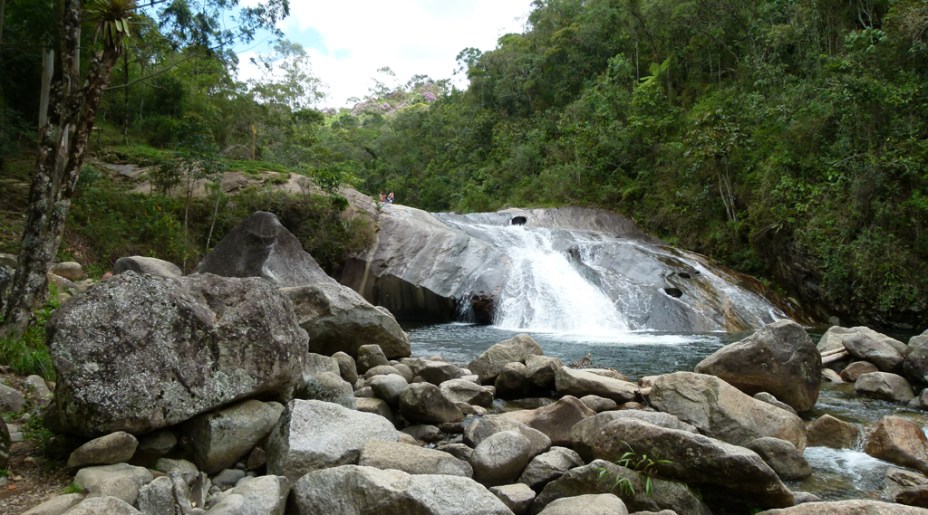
[0,0,290,337]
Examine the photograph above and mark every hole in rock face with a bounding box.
[664,287,683,298]
[510,216,527,226]
[677,272,691,279]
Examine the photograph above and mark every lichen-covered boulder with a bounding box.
[47,272,306,436]
[695,320,821,412]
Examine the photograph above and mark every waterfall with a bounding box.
[431,211,786,334]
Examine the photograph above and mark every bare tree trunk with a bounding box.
[1,0,120,338]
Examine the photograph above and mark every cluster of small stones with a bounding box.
[2,319,926,515]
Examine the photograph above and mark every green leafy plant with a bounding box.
[0,285,59,380]
[64,482,85,494]
[598,444,672,496]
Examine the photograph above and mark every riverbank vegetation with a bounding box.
[2,0,927,328]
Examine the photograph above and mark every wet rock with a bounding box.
[185,400,283,474]
[517,446,584,490]
[47,272,306,436]
[266,399,399,483]
[554,367,638,403]
[290,465,512,514]
[501,396,596,446]
[747,437,812,480]
[397,382,463,424]
[854,372,915,402]
[538,493,628,515]
[839,361,879,382]
[695,320,821,412]
[806,414,860,449]
[112,256,182,278]
[650,372,806,449]
[864,415,928,473]
[469,334,544,383]
[359,440,473,477]
[67,431,138,468]
[533,460,711,515]
[473,430,535,487]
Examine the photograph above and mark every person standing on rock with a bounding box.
[387,192,395,204]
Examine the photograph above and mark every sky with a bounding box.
[237,1,535,109]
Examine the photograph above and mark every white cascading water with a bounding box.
[490,226,630,334]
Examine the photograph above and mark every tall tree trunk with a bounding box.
[1,0,121,338]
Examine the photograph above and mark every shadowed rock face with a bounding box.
[340,204,790,332]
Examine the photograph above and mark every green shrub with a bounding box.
[0,286,58,380]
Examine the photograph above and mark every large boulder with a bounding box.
[67,431,138,468]
[826,326,906,371]
[112,256,182,278]
[864,415,928,473]
[501,396,596,446]
[517,447,584,490]
[570,418,794,509]
[649,372,806,450]
[47,272,306,436]
[464,415,552,459]
[473,430,536,487]
[184,399,283,474]
[469,334,544,383]
[554,367,638,403]
[746,437,812,480]
[72,463,153,505]
[806,414,860,449]
[757,500,928,514]
[694,320,821,412]
[904,335,928,385]
[266,399,400,482]
[532,460,711,515]
[359,440,473,477]
[195,211,409,358]
[854,372,915,402]
[206,475,289,515]
[290,465,512,514]
[398,383,464,424]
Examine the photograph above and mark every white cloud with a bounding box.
[238,1,533,108]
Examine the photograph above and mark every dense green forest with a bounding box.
[2,0,928,329]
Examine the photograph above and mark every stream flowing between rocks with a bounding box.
[406,322,928,503]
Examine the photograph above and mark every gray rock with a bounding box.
[695,320,821,412]
[839,361,879,382]
[290,464,512,514]
[525,355,563,390]
[864,415,928,473]
[816,326,857,353]
[138,476,174,515]
[333,351,359,384]
[138,430,177,458]
[570,418,794,508]
[909,388,928,410]
[295,370,356,408]
[533,460,711,515]
[473,430,536,487]
[355,397,394,422]
[517,446,584,490]
[47,272,306,436]
[73,463,153,505]
[370,374,409,405]
[855,372,915,402]
[266,399,400,483]
[753,392,798,415]
[303,352,340,375]
[398,382,464,424]
[356,344,390,373]
[153,457,198,478]
[23,375,53,405]
[67,431,138,468]
[206,475,289,515]
[806,414,860,449]
[416,361,468,385]
[649,372,806,450]
[50,261,85,281]
[538,493,628,515]
[440,378,494,407]
[0,420,9,470]
[502,396,596,446]
[571,410,699,438]
[904,336,928,385]
[469,334,544,383]
[554,367,639,403]
[491,483,536,515]
[465,415,552,459]
[363,364,403,379]
[62,496,140,514]
[211,468,247,489]
[359,439,473,477]
[756,499,928,514]
[579,395,617,413]
[0,382,26,412]
[494,362,534,399]
[747,437,812,480]
[186,400,283,474]
[113,256,182,277]
[836,326,907,371]
[20,493,85,515]
[401,424,443,443]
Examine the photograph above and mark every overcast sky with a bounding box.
[237,1,534,109]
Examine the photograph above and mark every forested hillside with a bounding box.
[2,0,927,328]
